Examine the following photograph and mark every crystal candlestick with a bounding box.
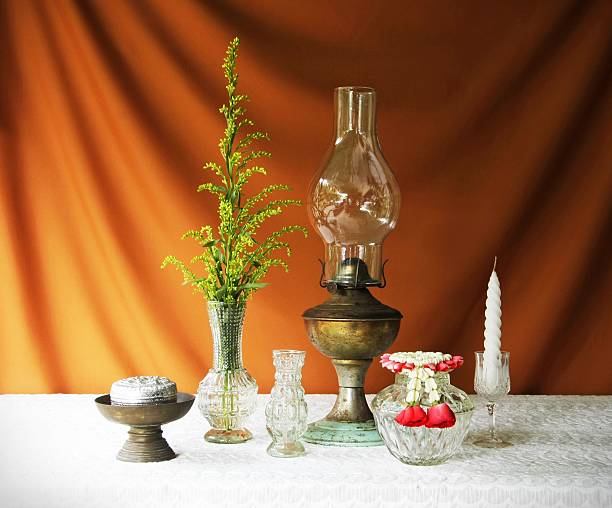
[474,351,511,448]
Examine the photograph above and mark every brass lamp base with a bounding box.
[304,419,382,446]
[303,288,402,447]
[303,358,383,446]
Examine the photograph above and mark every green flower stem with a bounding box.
[162,37,307,304]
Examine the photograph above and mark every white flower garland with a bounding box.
[389,351,451,366]
[392,351,451,406]
[406,367,443,405]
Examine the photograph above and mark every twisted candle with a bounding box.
[483,258,502,388]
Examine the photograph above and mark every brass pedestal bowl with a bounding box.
[95,393,195,462]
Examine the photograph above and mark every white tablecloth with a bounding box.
[1,394,611,507]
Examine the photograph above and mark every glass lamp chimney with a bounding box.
[308,87,401,288]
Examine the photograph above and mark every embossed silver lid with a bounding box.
[110,376,177,406]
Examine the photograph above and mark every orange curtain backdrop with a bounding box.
[1,0,611,395]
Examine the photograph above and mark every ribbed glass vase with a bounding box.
[197,301,258,444]
[372,372,474,465]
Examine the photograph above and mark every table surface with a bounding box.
[1,394,611,508]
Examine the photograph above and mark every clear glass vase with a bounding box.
[265,350,308,457]
[372,372,474,465]
[197,301,258,444]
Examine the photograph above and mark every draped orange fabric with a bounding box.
[1,0,611,395]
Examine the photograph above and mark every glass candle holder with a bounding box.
[265,350,308,458]
[473,351,511,448]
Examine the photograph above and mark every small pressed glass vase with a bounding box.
[372,372,474,465]
[197,301,258,444]
[265,350,308,457]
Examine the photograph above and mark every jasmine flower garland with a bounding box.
[389,351,452,366]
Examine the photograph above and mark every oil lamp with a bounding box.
[303,86,402,446]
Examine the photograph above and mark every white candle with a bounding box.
[483,258,502,388]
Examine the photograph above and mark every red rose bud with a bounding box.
[425,403,456,428]
[452,355,464,368]
[444,359,456,369]
[395,405,428,427]
[436,361,450,372]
